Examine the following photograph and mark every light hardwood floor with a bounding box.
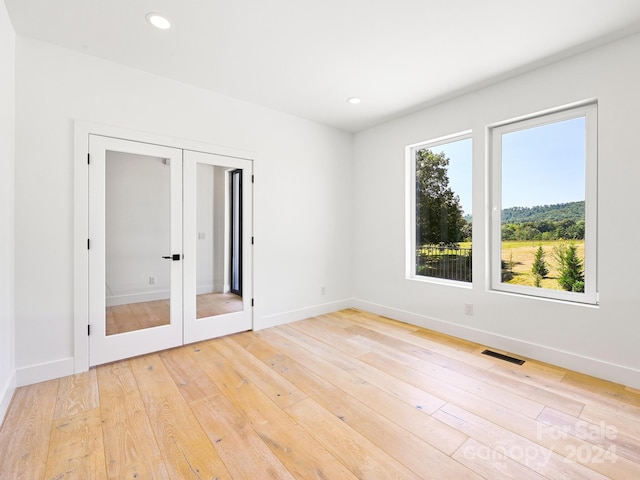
[106,293,242,335]
[106,299,170,335]
[2,309,640,479]
[196,292,243,318]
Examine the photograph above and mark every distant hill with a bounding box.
[501,201,585,224]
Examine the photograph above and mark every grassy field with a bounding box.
[417,240,584,290]
[501,240,585,290]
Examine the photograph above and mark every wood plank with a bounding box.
[97,359,171,479]
[360,349,545,419]
[213,335,308,409]
[191,338,360,480]
[538,406,640,464]
[159,343,222,404]
[488,350,568,383]
[44,408,107,479]
[436,403,609,480]
[196,292,242,317]
[343,322,583,416]
[288,316,375,358]
[358,349,640,479]
[0,379,59,480]
[266,325,446,414]
[190,392,296,480]
[440,385,637,479]
[343,310,498,368]
[106,307,118,335]
[108,304,142,334]
[160,339,296,479]
[453,438,548,480]
[347,322,498,371]
[53,368,100,420]
[580,403,640,442]
[251,333,477,478]
[344,322,579,417]
[562,370,640,408]
[128,353,233,480]
[292,317,420,365]
[340,309,420,332]
[285,398,424,479]
[253,329,467,456]
[626,386,640,396]
[489,359,640,417]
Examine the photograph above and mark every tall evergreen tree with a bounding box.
[554,243,584,292]
[415,149,465,245]
[531,245,549,279]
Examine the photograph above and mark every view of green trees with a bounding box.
[553,243,585,292]
[501,201,585,241]
[415,147,585,293]
[415,148,472,282]
[501,201,584,223]
[415,149,469,246]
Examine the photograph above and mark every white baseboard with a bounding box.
[196,284,216,295]
[352,298,640,390]
[108,286,234,303]
[0,371,16,426]
[106,290,170,307]
[255,299,353,331]
[16,357,75,387]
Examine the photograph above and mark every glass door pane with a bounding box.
[183,150,252,344]
[105,151,172,335]
[194,163,243,319]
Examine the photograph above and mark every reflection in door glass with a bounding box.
[105,151,171,335]
[230,170,242,296]
[195,164,242,319]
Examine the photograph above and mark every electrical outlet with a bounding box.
[321,286,326,295]
[149,276,156,285]
[464,303,473,316]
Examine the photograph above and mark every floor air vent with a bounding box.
[481,349,525,365]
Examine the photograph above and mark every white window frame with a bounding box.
[488,101,598,304]
[406,130,473,286]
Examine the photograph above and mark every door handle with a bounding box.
[162,254,182,261]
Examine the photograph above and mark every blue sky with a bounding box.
[437,138,472,216]
[428,116,585,216]
[502,116,585,208]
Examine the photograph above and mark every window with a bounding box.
[407,132,473,284]
[489,102,597,304]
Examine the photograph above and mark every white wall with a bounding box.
[352,32,640,388]
[195,163,216,294]
[212,167,230,293]
[14,36,353,384]
[0,0,16,419]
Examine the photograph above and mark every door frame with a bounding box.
[74,121,255,373]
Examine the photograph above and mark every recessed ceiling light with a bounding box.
[347,97,361,105]
[146,13,172,30]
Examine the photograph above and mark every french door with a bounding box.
[88,135,252,366]
[182,151,252,344]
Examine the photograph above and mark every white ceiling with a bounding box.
[5,0,640,132]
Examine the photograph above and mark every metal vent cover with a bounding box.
[481,349,525,365]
